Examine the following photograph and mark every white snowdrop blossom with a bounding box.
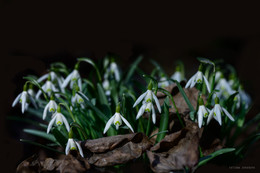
[65,138,84,157]
[197,98,210,128]
[71,91,88,108]
[27,88,35,98]
[239,86,251,109]
[215,77,233,98]
[12,91,29,114]
[171,66,185,82]
[62,69,82,90]
[102,79,111,96]
[47,107,70,133]
[104,62,120,81]
[36,80,58,99]
[158,77,170,88]
[37,71,64,91]
[43,99,57,120]
[136,102,157,124]
[133,82,161,124]
[103,106,134,134]
[215,71,222,82]
[207,97,234,126]
[185,69,211,93]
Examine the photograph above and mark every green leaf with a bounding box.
[97,83,109,106]
[78,57,102,82]
[7,116,47,129]
[150,59,167,77]
[125,55,143,82]
[197,148,235,168]
[156,97,170,142]
[77,91,109,121]
[20,139,64,154]
[23,129,56,142]
[52,128,68,147]
[225,92,239,110]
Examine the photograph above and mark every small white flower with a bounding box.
[133,90,161,113]
[215,71,222,82]
[38,72,65,92]
[207,98,234,126]
[110,62,120,81]
[36,80,58,99]
[171,69,185,82]
[158,77,170,88]
[197,105,210,128]
[43,99,57,120]
[12,91,28,114]
[62,69,82,90]
[215,77,233,97]
[185,70,211,93]
[27,88,35,98]
[103,112,134,134]
[239,87,251,109]
[102,79,111,96]
[65,138,84,157]
[71,91,88,108]
[136,102,156,124]
[47,111,70,133]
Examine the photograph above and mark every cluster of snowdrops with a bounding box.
[12,57,251,159]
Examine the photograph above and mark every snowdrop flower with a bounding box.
[38,71,65,93]
[215,70,222,82]
[12,84,37,113]
[102,79,111,96]
[103,105,134,134]
[136,102,157,124]
[104,61,120,81]
[185,64,211,93]
[36,79,58,99]
[65,138,84,157]
[43,96,57,120]
[62,69,82,91]
[171,66,185,82]
[158,76,170,88]
[133,82,161,123]
[215,75,233,98]
[47,105,70,133]
[207,97,234,126]
[197,97,210,128]
[238,85,251,109]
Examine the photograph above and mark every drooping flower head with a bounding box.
[185,64,211,93]
[62,63,82,91]
[171,65,185,82]
[133,81,161,124]
[103,104,134,134]
[65,129,84,157]
[43,95,57,120]
[197,97,210,128]
[207,96,235,126]
[47,105,70,133]
[36,75,59,99]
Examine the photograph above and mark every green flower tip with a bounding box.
[29,83,34,89]
[50,94,55,100]
[198,64,203,72]
[214,97,219,104]
[198,97,204,106]
[57,105,61,113]
[23,84,28,91]
[47,75,51,81]
[175,65,181,72]
[74,62,80,70]
[68,129,73,138]
[116,104,121,113]
[147,80,153,90]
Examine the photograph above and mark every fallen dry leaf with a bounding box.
[80,132,152,167]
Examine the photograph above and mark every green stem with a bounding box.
[59,103,76,122]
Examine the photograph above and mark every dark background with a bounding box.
[1,1,260,172]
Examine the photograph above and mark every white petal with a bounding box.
[29,95,38,109]
[151,105,156,124]
[47,114,57,133]
[62,72,73,88]
[207,109,214,125]
[61,114,70,132]
[152,92,161,113]
[35,90,42,100]
[57,78,65,93]
[103,115,115,134]
[121,116,134,133]
[185,74,195,88]
[75,141,84,157]
[215,105,222,126]
[114,68,120,81]
[12,93,22,107]
[78,78,82,91]
[78,91,89,101]
[133,91,147,108]
[37,73,48,83]
[203,75,211,93]
[222,107,234,121]
[21,93,27,114]
[136,104,145,120]
[198,108,203,128]
[65,139,71,155]
[43,102,50,120]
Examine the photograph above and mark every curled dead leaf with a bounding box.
[80,133,152,167]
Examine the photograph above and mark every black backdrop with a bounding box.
[1,1,260,173]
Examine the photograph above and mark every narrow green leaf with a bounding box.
[23,129,56,142]
[150,59,168,77]
[20,139,64,154]
[156,97,169,142]
[77,57,102,82]
[125,55,143,82]
[7,116,47,129]
[97,83,109,106]
[197,148,235,167]
[52,128,68,147]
